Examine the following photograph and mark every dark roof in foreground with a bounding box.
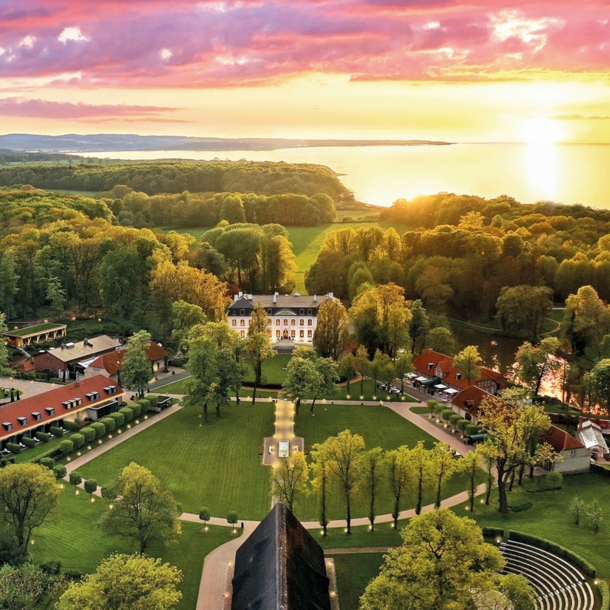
[231,502,331,610]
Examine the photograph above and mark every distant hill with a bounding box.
[0,133,453,153]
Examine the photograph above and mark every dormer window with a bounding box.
[32,412,41,421]
[240,309,245,315]
[307,309,312,315]
[299,309,304,315]
[86,392,100,401]
[45,407,55,417]
[456,373,462,380]
[104,386,117,395]
[17,417,27,426]
[428,363,433,369]
[2,422,12,431]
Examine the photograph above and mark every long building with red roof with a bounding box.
[0,375,124,449]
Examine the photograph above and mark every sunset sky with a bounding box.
[1,0,610,142]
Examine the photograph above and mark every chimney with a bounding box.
[238,291,243,298]
[313,295,317,302]
[328,292,334,299]
[234,294,239,302]
[273,294,277,304]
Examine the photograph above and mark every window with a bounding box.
[267,309,272,314]
[17,416,27,426]
[291,330,295,337]
[232,319,236,326]
[276,330,281,338]
[240,309,245,315]
[300,330,304,338]
[299,309,304,315]
[308,309,312,315]
[32,412,41,421]
[240,320,245,326]
[241,330,245,337]
[276,319,280,326]
[291,319,295,326]
[267,319,272,325]
[45,407,55,417]
[307,330,312,338]
[268,329,272,336]
[307,319,312,326]
[570,449,577,457]
[2,422,11,432]
[283,319,288,325]
[300,319,304,326]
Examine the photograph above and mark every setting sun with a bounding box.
[522,118,564,144]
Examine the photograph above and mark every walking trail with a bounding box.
[64,392,484,610]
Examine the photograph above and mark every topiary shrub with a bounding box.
[40,457,55,470]
[482,527,505,539]
[81,427,96,443]
[457,419,469,436]
[119,407,134,423]
[70,434,85,450]
[63,421,80,432]
[449,414,461,430]
[199,507,211,524]
[91,422,106,438]
[53,464,67,480]
[49,426,64,438]
[21,437,36,449]
[130,403,142,418]
[441,409,454,422]
[84,479,98,500]
[59,440,74,455]
[545,470,563,490]
[6,442,21,455]
[0,458,7,468]
[227,511,239,527]
[100,417,116,433]
[68,472,82,492]
[466,424,479,436]
[35,431,51,443]
[110,412,124,428]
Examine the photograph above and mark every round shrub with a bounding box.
[69,472,82,488]
[0,458,8,468]
[199,507,211,523]
[130,403,142,418]
[545,470,563,490]
[36,431,51,443]
[466,424,480,436]
[53,464,67,479]
[70,434,85,450]
[21,437,36,449]
[119,407,134,423]
[84,479,98,499]
[40,457,55,470]
[449,414,461,427]
[63,420,80,432]
[49,426,64,438]
[59,440,74,455]
[441,409,454,422]
[91,422,106,438]
[227,511,239,526]
[101,486,117,501]
[6,442,21,455]
[110,412,125,428]
[81,427,96,443]
[100,417,116,433]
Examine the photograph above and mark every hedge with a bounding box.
[22,437,36,449]
[131,402,142,418]
[466,424,479,436]
[59,440,74,455]
[64,421,80,432]
[40,457,55,470]
[49,426,64,438]
[31,447,62,463]
[449,414,461,426]
[91,422,106,438]
[53,464,67,479]
[482,527,504,539]
[600,581,609,610]
[119,407,134,423]
[508,501,533,513]
[144,395,159,410]
[6,442,21,455]
[100,417,116,433]
[507,531,597,577]
[441,409,454,421]
[109,412,125,428]
[81,427,96,443]
[36,431,51,443]
[70,434,85,450]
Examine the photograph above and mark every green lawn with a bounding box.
[242,354,292,386]
[292,404,480,521]
[451,472,610,578]
[76,405,275,519]
[30,487,236,610]
[332,379,417,402]
[332,554,385,610]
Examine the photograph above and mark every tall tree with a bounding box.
[209,347,244,417]
[45,276,66,316]
[171,300,206,350]
[0,252,19,319]
[515,337,561,396]
[0,562,60,610]
[394,353,414,395]
[0,313,13,376]
[57,554,182,610]
[310,443,331,537]
[98,463,181,555]
[430,442,456,509]
[0,464,60,557]
[364,447,385,531]
[325,430,365,534]
[495,285,553,342]
[281,352,321,415]
[408,299,429,355]
[298,350,339,412]
[458,446,482,513]
[269,453,309,516]
[407,441,432,515]
[313,297,350,360]
[360,509,528,610]
[121,331,153,398]
[386,446,411,529]
[478,396,556,514]
[247,303,277,405]
[590,358,610,414]
[338,353,357,396]
[453,345,482,387]
[184,336,216,423]
[424,327,456,356]
[354,345,369,397]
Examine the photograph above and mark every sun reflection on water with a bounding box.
[525,143,558,200]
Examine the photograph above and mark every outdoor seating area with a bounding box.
[499,540,595,610]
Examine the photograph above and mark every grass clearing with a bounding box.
[76,405,275,519]
[332,553,384,610]
[30,487,236,610]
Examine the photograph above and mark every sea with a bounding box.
[88,142,610,209]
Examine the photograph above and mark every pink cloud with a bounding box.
[0,97,179,119]
[0,1,608,86]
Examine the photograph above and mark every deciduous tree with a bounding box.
[313,297,349,360]
[457,446,482,512]
[407,441,432,515]
[453,345,482,387]
[430,442,456,509]
[515,337,561,396]
[310,443,331,536]
[270,453,309,516]
[386,446,411,528]
[281,351,321,415]
[495,285,553,342]
[121,330,153,398]
[364,447,384,531]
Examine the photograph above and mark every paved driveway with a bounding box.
[0,377,61,399]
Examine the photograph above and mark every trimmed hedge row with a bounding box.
[0,456,16,468]
[600,580,609,610]
[507,531,597,577]
[482,527,504,539]
[22,437,36,449]
[6,442,20,455]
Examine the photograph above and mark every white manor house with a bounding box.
[228,292,334,343]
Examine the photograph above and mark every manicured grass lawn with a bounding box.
[452,472,610,578]
[76,405,275,519]
[314,521,402,549]
[332,554,384,610]
[242,354,292,386]
[30,487,236,610]
[293,404,481,521]
[332,379,416,402]
[152,378,190,394]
